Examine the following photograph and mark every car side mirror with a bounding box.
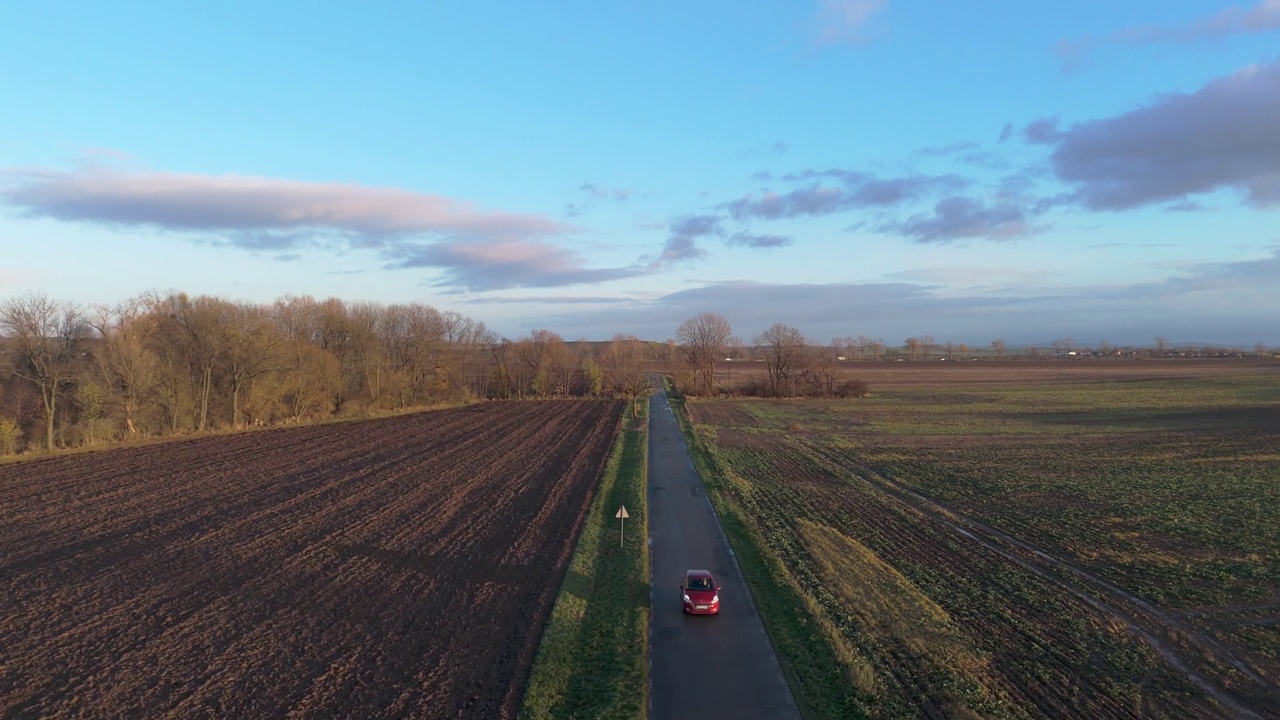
[717,586,722,591]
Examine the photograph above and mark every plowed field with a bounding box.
[0,399,624,719]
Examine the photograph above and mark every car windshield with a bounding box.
[686,577,714,591]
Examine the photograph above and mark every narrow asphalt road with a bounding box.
[648,388,801,719]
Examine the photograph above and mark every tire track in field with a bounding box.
[708,432,1230,718]
[825,449,1277,720]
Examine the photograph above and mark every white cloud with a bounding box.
[2,164,565,239]
[0,161,656,292]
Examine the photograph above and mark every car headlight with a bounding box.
[683,594,691,603]
[711,594,719,603]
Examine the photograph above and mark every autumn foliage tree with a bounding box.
[0,292,503,451]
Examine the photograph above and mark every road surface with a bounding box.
[648,388,802,719]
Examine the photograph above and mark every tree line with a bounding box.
[4,296,1270,454]
[0,292,653,454]
[673,313,869,399]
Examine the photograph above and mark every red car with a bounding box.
[680,569,720,615]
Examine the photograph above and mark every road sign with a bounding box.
[616,505,629,546]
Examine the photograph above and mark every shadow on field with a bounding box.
[558,567,592,601]
[552,538,649,717]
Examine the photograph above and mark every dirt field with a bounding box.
[0,400,624,719]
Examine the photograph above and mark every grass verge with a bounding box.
[666,384,869,719]
[519,400,650,720]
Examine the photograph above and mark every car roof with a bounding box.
[685,569,714,579]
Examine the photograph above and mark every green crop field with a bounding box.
[676,360,1279,719]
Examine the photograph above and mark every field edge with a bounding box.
[518,399,651,720]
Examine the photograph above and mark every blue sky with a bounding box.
[2,1,1278,346]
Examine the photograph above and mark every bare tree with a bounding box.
[271,296,334,420]
[957,343,970,360]
[905,337,922,361]
[854,335,870,360]
[165,294,228,431]
[944,340,955,361]
[545,335,575,396]
[723,335,745,391]
[602,334,650,408]
[676,313,732,395]
[87,297,159,436]
[222,301,284,427]
[991,338,1006,358]
[921,335,935,360]
[811,340,840,396]
[1099,339,1113,356]
[0,293,89,450]
[1154,336,1168,358]
[868,338,884,361]
[756,323,807,396]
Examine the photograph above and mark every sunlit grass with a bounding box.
[798,519,1009,719]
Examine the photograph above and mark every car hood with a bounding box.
[685,589,717,602]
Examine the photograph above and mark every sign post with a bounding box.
[615,505,630,547]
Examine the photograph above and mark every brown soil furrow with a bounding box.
[0,399,624,719]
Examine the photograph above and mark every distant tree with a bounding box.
[582,357,604,397]
[487,339,515,399]
[0,293,89,451]
[1154,337,1168,358]
[957,343,969,360]
[868,338,884,361]
[905,337,922,361]
[756,323,807,396]
[0,417,20,454]
[87,297,159,436]
[346,302,386,407]
[944,341,955,361]
[271,296,340,420]
[811,341,841,396]
[676,313,732,395]
[603,334,651,409]
[725,336,746,389]
[726,336,745,360]
[168,294,228,431]
[1256,342,1269,357]
[991,338,1006,358]
[223,301,284,427]
[855,335,871,360]
[1099,339,1113,356]
[73,380,114,445]
[921,335,935,360]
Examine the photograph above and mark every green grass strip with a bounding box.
[667,388,869,720]
[519,400,650,720]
